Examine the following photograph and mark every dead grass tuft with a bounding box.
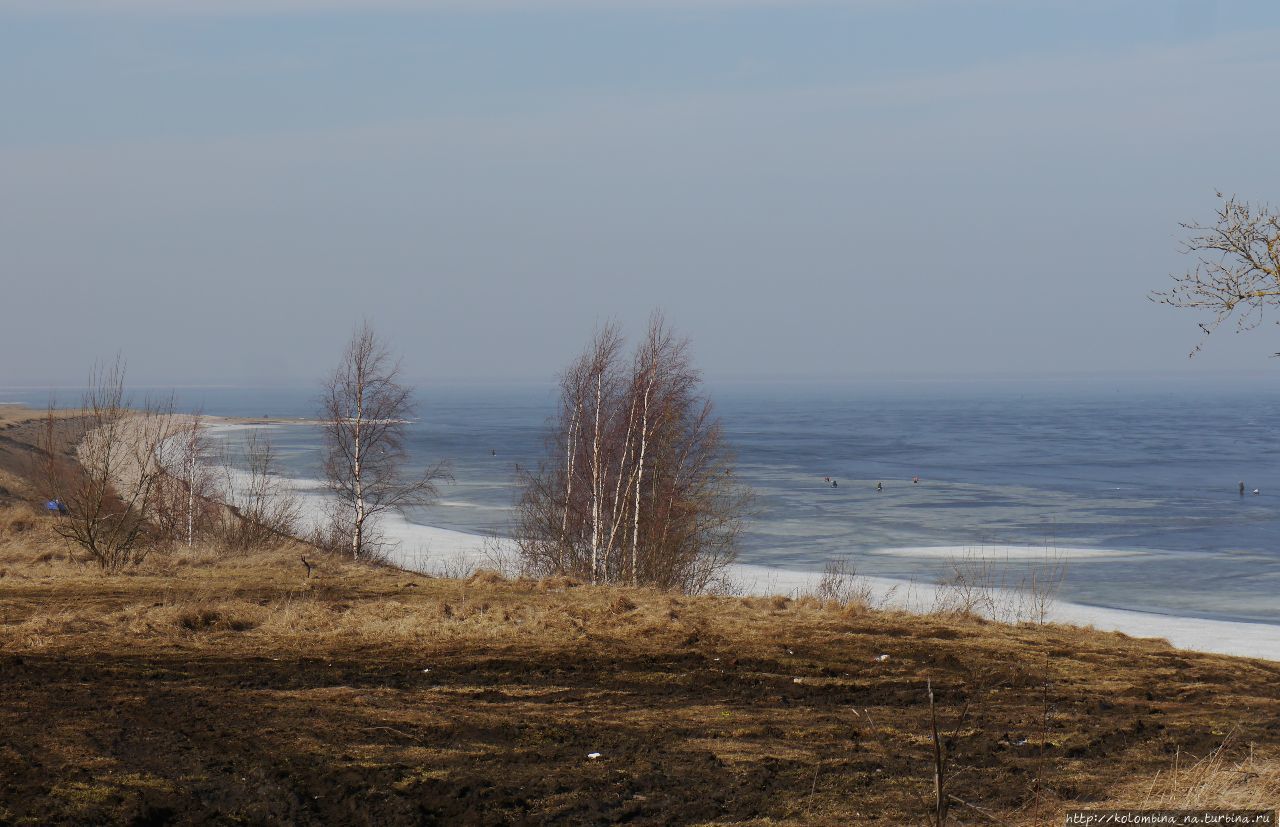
[1086,739,1280,815]
[0,506,37,535]
[177,607,259,633]
[468,568,505,586]
[537,576,581,592]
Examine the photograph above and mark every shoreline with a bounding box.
[205,417,1280,663]
[353,509,1280,663]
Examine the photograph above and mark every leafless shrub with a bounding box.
[933,549,997,618]
[480,535,529,579]
[1019,552,1067,626]
[39,357,180,572]
[814,557,874,609]
[217,432,301,552]
[304,498,353,554]
[932,546,1066,625]
[700,572,745,597]
[434,552,477,580]
[514,313,751,594]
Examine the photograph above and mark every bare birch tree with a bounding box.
[154,413,221,549]
[320,321,449,561]
[39,357,179,571]
[1152,192,1280,355]
[515,314,750,593]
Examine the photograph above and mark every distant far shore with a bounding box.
[203,414,326,427]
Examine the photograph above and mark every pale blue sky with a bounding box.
[2,1,1279,385]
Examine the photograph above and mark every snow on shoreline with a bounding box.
[865,545,1147,560]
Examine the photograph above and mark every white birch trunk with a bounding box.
[562,406,580,544]
[602,395,638,581]
[352,385,365,560]
[632,384,650,586]
[186,452,195,548]
[589,373,603,584]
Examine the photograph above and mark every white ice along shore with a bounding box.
[201,422,1280,664]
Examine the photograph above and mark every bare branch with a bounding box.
[1153,193,1280,355]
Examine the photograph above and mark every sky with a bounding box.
[2,0,1280,387]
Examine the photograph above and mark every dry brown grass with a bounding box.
[1084,737,1279,814]
[0,509,1278,824]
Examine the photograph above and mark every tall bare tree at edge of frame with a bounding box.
[1152,192,1280,355]
[515,314,751,593]
[39,356,179,572]
[320,321,449,561]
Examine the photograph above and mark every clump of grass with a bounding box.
[177,608,259,633]
[468,568,505,586]
[537,576,581,592]
[0,506,37,535]
[1112,739,1278,812]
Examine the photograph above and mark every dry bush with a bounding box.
[304,500,352,554]
[39,359,181,572]
[480,536,531,579]
[932,547,1066,625]
[216,432,301,553]
[933,549,998,618]
[433,552,477,580]
[814,557,874,609]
